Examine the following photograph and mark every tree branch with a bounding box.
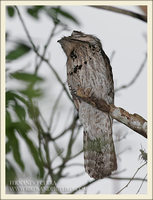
[108,176,147,182]
[75,88,147,138]
[35,24,58,74]
[116,162,147,194]
[136,174,147,194]
[70,179,98,194]
[110,105,147,138]
[90,6,147,22]
[14,6,38,51]
[115,54,147,92]
[15,6,72,102]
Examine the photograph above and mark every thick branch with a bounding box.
[75,88,147,138]
[110,105,147,138]
[90,6,147,22]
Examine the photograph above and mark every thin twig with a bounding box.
[53,163,83,171]
[90,6,147,22]
[117,146,131,157]
[116,162,147,194]
[114,132,128,142]
[56,121,77,178]
[65,163,83,168]
[70,179,98,194]
[46,62,72,101]
[52,115,78,140]
[48,89,64,132]
[15,6,38,51]
[52,141,64,162]
[115,54,147,92]
[112,169,126,175]
[35,24,57,73]
[136,174,147,194]
[39,172,49,194]
[66,171,85,178]
[39,111,50,130]
[69,149,83,160]
[43,136,61,193]
[108,176,147,182]
[15,6,72,102]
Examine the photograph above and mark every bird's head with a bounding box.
[58,30,101,57]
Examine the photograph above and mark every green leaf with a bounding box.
[6,42,31,61]
[7,6,15,17]
[6,91,28,108]
[12,92,28,105]
[10,72,44,83]
[23,133,44,178]
[6,110,12,125]
[6,125,25,171]
[6,32,9,41]
[12,135,25,171]
[6,111,12,153]
[13,103,26,121]
[6,110,12,138]
[16,124,44,178]
[13,121,31,134]
[6,141,11,153]
[139,149,147,162]
[26,6,44,19]
[6,91,15,107]
[45,7,60,24]
[27,102,40,119]
[20,88,43,99]
[52,7,79,25]
[6,160,17,185]
[6,120,30,166]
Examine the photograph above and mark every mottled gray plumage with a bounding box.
[58,31,117,179]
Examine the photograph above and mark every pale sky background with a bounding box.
[6,5,147,194]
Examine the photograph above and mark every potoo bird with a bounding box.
[58,31,117,179]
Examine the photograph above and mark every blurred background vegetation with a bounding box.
[5,5,147,194]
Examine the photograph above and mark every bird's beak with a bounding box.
[57,36,75,56]
[57,39,61,43]
[57,37,67,45]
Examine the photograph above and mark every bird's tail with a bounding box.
[83,130,117,179]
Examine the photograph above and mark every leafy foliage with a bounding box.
[6,111,25,171]
[6,160,17,185]
[5,6,80,192]
[7,6,16,18]
[6,42,31,61]
[26,6,44,19]
[10,72,44,83]
[16,124,44,178]
[5,6,82,191]
[139,148,147,162]
[6,71,45,183]
[6,5,147,194]
[46,7,80,25]
[52,7,80,25]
